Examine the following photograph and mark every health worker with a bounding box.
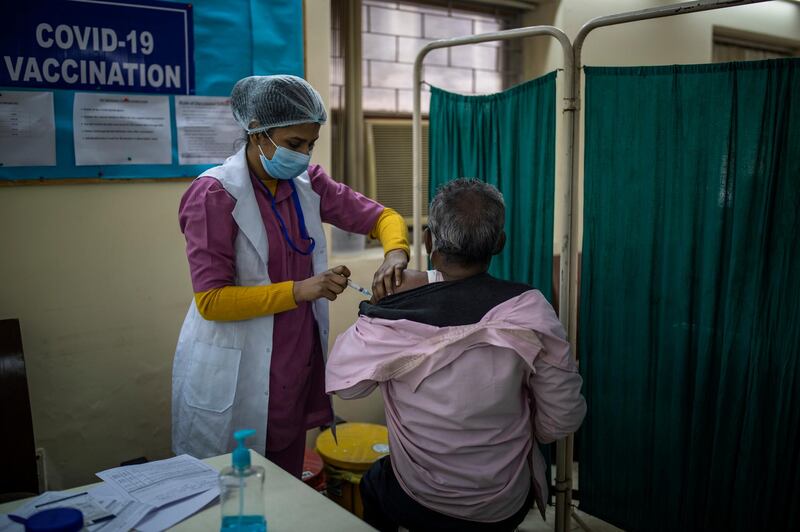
[172,75,409,477]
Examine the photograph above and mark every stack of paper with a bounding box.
[1,455,220,532]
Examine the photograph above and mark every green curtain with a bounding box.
[428,73,556,300]
[579,59,800,532]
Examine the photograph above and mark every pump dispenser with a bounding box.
[219,429,266,532]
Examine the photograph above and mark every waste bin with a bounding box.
[315,423,390,518]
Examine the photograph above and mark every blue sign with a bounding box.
[1,0,195,95]
[1,0,305,181]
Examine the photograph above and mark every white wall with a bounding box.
[0,0,335,489]
[0,182,189,488]
[523,0,800,75]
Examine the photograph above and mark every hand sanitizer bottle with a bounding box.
[219,429,266,532]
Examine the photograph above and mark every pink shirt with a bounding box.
[179,164,384,451]
[326,290,586,522]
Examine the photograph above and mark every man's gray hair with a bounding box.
[427,178,505,264]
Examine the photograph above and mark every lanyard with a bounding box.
[254,176,316,256]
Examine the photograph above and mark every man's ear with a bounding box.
[424,227,433,255]
[493,232,506,255]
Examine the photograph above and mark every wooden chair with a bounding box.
[0,319,39,501]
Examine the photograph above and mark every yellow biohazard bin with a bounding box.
[316,423,390,518]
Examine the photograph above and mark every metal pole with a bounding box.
[413,26,576,532]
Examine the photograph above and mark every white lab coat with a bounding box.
[171,146,329,458]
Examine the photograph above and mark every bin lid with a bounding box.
[316,423,390,472]
[25,508,84,532]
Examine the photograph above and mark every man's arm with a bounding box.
[529,354,587,444]
[370,269,439,303]
[326,317,384,399]
[335,380,379,400]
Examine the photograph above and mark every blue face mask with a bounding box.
[258,134,311,180]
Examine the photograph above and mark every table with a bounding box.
[0,453,376,531]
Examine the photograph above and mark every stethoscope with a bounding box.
[253,175,316,256]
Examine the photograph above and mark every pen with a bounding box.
[347,279,372,297]
[35,492,89,508]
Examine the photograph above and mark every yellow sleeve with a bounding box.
[194,282,297,321]
[369,208,410,257]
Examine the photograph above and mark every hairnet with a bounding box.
[230,75,327,134]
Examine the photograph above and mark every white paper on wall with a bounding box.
[73,93,172,166]
[0,90,56,167]
[175,96,240,165]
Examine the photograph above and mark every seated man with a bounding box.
[326,179,586,532]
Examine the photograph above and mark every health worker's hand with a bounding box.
[370,269,428,304]
[293,265,351,302]
[371,249,409,302]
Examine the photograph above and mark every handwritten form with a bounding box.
[0,91,56,167]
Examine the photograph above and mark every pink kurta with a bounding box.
[326,289,587,522]
[179,164,384,461]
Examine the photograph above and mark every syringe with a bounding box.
[346,279,372,298]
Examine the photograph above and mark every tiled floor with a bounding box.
[518,506,623,532]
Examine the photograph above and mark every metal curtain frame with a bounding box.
[412,25,577,532]
[412,26,576,328]
[411,2,775,531]
[564,1,771,531]
[571,0,772,343]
